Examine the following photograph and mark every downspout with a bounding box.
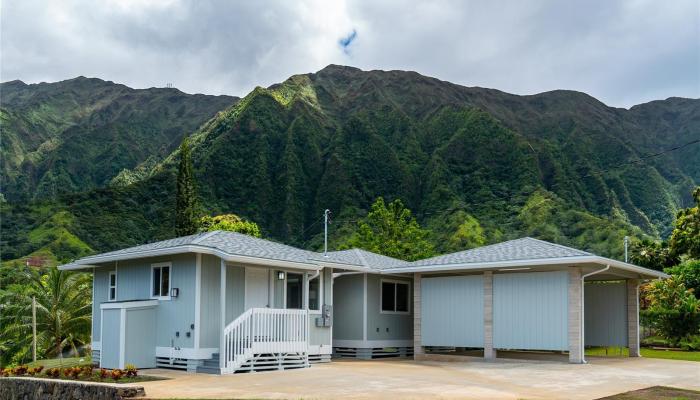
[580,264,610,363]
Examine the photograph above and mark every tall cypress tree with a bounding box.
[176,137,200,236]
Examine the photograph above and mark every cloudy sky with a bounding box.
[2,0,698,108]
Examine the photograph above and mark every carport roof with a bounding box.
[406,237,591,267]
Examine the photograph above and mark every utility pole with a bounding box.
[324,209,331,256]
[32,296,37,362]
[624,236,629,263]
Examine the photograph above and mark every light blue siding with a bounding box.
[225,265,245,323]
[94,254,197,349]
[309,267,333,347]
[199,255,221,348]
[366,274,413,341]
[125,307,157,368]
[155,254,196,348]
[116,261,150,300]
[421,275,484,347]
[100,309,121,369]
[332,274,364,341]
[493,271,568,351]
[92,266,114,342]
[585,282,628,347]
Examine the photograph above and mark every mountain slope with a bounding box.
[0,77,238,200]
[1,66,698,264]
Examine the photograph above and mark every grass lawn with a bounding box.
[585,347,700,362]
[597,386,700,399]
[26,356,93,368]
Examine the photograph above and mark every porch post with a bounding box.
[219,259,226,369]
[413,272,424,358]
[483,271,495,360]
[627,279,641,357]
[568,267,584,363]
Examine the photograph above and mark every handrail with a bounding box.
[221,307,309,373]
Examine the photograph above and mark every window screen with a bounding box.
[309,275,321,311]
[152,265,170,298]
[381,281,409,313]
[286,273,303,309]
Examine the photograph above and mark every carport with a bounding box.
[383,238,668,363]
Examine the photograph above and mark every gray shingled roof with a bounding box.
[71,234,592,271]
[80,230,317,265]
[311,249,406,270]
[403,237,591,268]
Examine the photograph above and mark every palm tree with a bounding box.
[1,266,91,365]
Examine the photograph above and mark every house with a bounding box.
[59,232,667,373]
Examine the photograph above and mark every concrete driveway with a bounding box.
[139,357,700,399]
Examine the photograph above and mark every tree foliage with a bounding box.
[0,267,92,366]
[670,187,700,259]
[175,137,200,236]
[198,214,261,237]
[342,197,434,261]
[630,239,680,271]
[665,259,700,300]
[641,277,700,343]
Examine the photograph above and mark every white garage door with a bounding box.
[421,275,484,347]
[493,271,568,351]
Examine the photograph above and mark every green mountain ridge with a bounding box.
[1,76,238,200]
[1,65,698,265]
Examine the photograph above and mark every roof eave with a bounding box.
[60,245,320,271]
[382,255,669,279]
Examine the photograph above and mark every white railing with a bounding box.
[221,308,309,373]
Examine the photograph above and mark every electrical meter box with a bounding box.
[315,304,333,327]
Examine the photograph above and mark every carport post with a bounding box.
[413,272,424,358]
[568,268,583,363]
[627,279,641,357]
[483,271,495,360]
[220,259,227,369]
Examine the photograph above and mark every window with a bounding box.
[381,280,410,313]
[151,263,171,299]
[308,274,322,312]
[286,273,303,309]
[108,271,117,301]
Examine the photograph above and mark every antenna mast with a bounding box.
[324,209,331,256]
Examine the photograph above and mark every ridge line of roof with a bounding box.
[524,237,592,255]
[191,230,219,244]
[353,248,370,267]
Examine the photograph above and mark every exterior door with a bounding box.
[245,267,269,309]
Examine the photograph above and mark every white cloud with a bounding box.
[1,0,698,107]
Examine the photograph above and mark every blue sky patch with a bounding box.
[338,29,357,53]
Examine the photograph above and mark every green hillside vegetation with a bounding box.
[1,65,698,265]
[1,77,237,201]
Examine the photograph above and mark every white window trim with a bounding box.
[379,279,411,315]
[307,272,323,314]
[108,271,117,301]
[150,262,172,300]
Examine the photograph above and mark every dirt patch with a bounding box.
[597,386,700,400]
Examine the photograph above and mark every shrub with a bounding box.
[110,369,124,381]
[45,368,60,378]
[81,365,94,377]
[34,365,44,374]
[642,276,700,344]
[124,364,138,377]
[679,334,700,351]
[12,365,28,376]
[99,368,108,380]
[0,368,10,377]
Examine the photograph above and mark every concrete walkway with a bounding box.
[140,357,700,399]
